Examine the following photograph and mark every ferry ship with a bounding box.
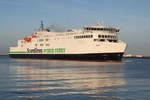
[9,21,127,61]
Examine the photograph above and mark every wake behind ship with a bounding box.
[9,21,127,61]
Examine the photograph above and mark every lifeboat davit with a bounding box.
[32,34,37,38]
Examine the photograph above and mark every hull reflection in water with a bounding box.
[9,59,126,99]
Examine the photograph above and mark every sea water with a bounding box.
[0,56,150,100]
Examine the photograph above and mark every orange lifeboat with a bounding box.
[24,37,32,41]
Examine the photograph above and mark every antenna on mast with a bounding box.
[97,19,103,26]
[97,20,100,25]
[40,21,44,31]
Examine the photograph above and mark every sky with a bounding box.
[0,0,150,56]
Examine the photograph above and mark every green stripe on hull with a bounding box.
[10,51,28,54]
[10,48,66,54]
[44,48,65,53]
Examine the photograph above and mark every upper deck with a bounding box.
[83,25,119,33]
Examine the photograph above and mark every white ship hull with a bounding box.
[9,22,127,61]
[9,40,126,61]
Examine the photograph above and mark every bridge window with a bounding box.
[74,35,93,39]
[99,35,117,39]
[107,39,117,42]
[94,39,105,42]
[100,39,105,41]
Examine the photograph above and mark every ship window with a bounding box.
[100,39,105,42]
[46,44,50,46]
[98,35,101,38]
[39,39,44,42]
[108,39,117,42]
[74,35,93,39]
[94,39,97,42]
[102,35,104,38]
[108,40,112,42]
[40,44,43,46]
[93,39,105,42]
[113,40,117,42]
[45,39,49,41]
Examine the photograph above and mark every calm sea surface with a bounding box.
[0,56,150,100]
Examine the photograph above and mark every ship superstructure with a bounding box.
[9,21,126,61]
